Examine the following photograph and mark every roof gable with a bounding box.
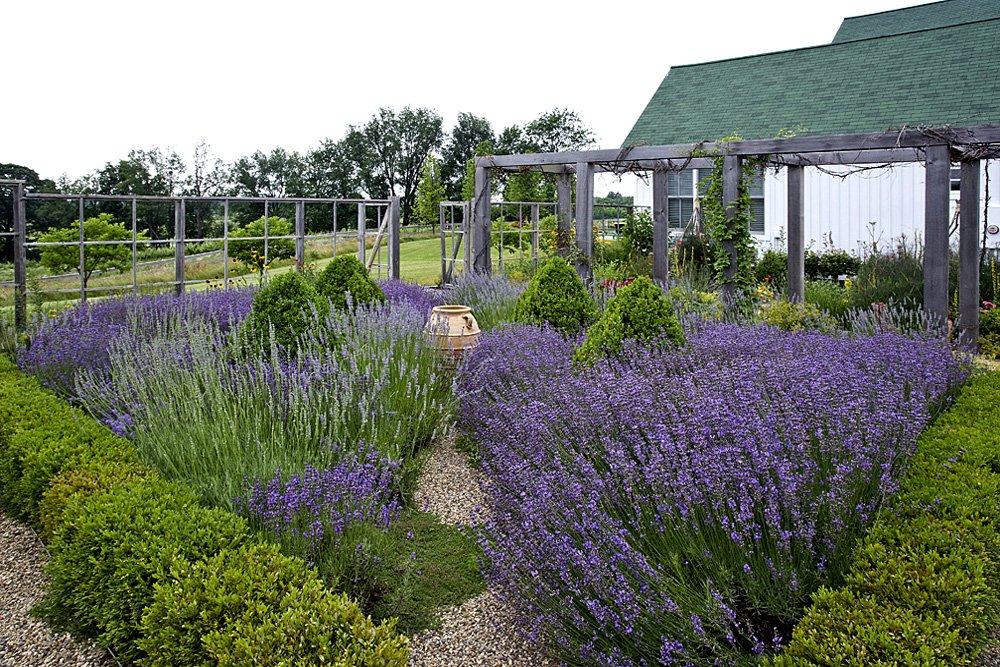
[833,0,1000,42]
[624,18,1000,148]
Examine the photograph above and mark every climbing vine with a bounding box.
[697,135,769,291]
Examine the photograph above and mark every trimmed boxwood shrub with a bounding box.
[38,460,152,542]
[139,542,408,667]
[574,276,683,364]
[35,478,248,662]
[247,270,322,351]
[0,359,136,525]
[315,255,386,312]
[765,371,1000,666]
[513,256,597,333]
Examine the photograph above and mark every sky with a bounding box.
[2,0,923,194]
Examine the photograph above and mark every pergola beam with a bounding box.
[478,124,1000,169]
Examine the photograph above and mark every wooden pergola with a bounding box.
[471,124,1000,345]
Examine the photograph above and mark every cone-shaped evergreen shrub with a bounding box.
[248,270,321,351]
[314,255,385,311]
[574,276,683,364]
[513,256,597,333]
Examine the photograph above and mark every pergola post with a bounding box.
[556,172,573,257]
[388,196,401,280]
[174,198,186,295]
[12,182,27,330]
[924,144,951,323]
[721,155,742,295]
[575,161,594,281]
[786,165,806,302]
[652,166,669,284]
[471,163,492,274]
[294,200,306,266]
[958,160,981,347]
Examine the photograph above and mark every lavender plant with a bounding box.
[74,298,451,507]
[457,322,969,666]
[379,279,444,319]
[445,272,524,330]
[17,289,253,397]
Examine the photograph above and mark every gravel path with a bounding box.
[978,627,1000,667]
[0,513,114,667]
[408,433,558,667]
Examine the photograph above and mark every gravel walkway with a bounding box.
[978,627,1000,667]
[408,433,558,667]
[0,513,114,667]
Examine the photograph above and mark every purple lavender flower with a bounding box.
[458,321,970,666]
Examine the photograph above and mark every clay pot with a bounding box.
[425,305,480,364]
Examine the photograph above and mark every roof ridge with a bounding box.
[840,0,956,24]
[670,15,1000,70]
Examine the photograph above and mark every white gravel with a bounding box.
[408,433,560,667]
[0,513,114,667]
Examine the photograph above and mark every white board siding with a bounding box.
[636,160,1000,253]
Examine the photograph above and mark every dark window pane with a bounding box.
[749,199,765,233]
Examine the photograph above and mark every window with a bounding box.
[669,168,765,234]
[950,167,962,192]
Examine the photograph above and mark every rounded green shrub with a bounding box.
[574,276,683,364]
[804,280,851,319]
[38,460,151,542]
[980,307,1000,358]
[36,478,247,662]
[314,255,386,311]
[513,256,597,333]
[756,249,787,290]
[247,270,322,351]
[139,542,408,667]
[759,299,836,333]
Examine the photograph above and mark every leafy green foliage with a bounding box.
[980,307,1000,358]
[765,371,1000,666]
[441,112,494,200]
[38,213,145,290]
[756,249,788,290]
[247,270,322,351]
[314,255,386,311]
[38,460,151,542]
[370,510,485,633]
[805,248,861,280]
[0,363,135,525]
[850,239,924,308]
[620,209,653,258]
[575,277,683,364]
[139,542,407,667]
[804,280,851,319]
[35,478,248,662]
[699,146,761,290]
[759,299,836,332]
[414,155,445,227]
[513,256,597,333]
[229,216,295,273]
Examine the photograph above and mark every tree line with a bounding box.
[1,107,596,261]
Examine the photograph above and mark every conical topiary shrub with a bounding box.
[314,255,386,311]
[573,276,684,364]
[513,256,597,333]
[248,270,323,351]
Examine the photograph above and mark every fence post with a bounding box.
[174,199,186,295]
[357,203,366,264]
[472,163,492,274]
[652,166,669,284]
[78,198,86,302]
[13,183,27,329]
[389,196,401,280]
[295,200,306,267]
[574,161,594,282]
[531,203,540,266]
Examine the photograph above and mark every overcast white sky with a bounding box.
[3,0,921,194]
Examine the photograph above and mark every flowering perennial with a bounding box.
[458,321,969,666]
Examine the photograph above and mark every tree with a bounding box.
[229,216,295,275]
[462,141,493,202]
[301,139,359,199]
[0,164,72,262]
[495,109,595,202]
[342,107,444,225]
[441,113,493,199]
[38,213,143,296]
[184,142,229,239]
[229,148,304,198]
[413,155,445,229]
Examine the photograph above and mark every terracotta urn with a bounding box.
[425,304,481,364]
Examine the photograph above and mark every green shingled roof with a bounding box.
[833,0,1000,42]
[623,18,1000,148]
